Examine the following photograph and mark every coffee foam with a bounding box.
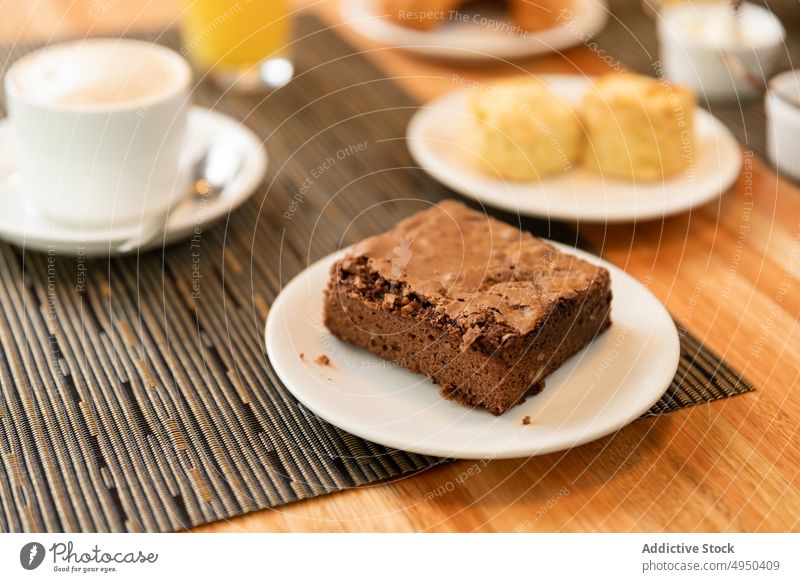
[8,39,188,108]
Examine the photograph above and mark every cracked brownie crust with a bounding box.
[323,200,612,415]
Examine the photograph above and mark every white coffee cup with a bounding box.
[766,70,800,182]
[4,38,192,228]
[657,2,785,102]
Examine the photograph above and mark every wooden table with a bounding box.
[3,0,798,533]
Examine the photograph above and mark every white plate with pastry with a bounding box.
[339,0,609,61]
[407,74,742,223]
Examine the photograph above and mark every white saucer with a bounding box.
[340,0,609,61]
[265,242,680,460]
[407,76,743,223]
[0,105,267,256]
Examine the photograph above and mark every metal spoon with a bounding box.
[115,146,243,254]
[719,49,769,95]
[719,50,800,109]
[719,0,768,96]
[720,0,799,106]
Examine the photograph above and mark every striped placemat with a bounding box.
[0,14,752,533]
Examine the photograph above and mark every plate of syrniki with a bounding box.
[407,74,742,223]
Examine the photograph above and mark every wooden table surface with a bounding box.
[2,0,798,533]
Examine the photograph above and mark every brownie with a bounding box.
[323,201,612,415]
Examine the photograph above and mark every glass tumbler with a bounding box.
[181,0,294,91]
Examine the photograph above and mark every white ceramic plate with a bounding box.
[407,76,743,223]
[265,242,680,459]
[339,0,609,61]
[0,106,267,256]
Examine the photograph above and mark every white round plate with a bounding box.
[265,242,680,459]
[339,0,609,61]
[407,76,743,223]
[0,105,267,256]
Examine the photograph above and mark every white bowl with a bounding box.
[766,70,800,181]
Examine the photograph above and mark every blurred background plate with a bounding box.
[407,75,742,223]
[339,0,609,61]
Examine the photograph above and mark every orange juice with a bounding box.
[181,0,291,71]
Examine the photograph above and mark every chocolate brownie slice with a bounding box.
[323,201,612,415]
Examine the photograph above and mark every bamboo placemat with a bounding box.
[0,14,752,533]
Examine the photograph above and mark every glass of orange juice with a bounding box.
[180,0,293,91]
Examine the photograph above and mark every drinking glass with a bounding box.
[181,0,294,91]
